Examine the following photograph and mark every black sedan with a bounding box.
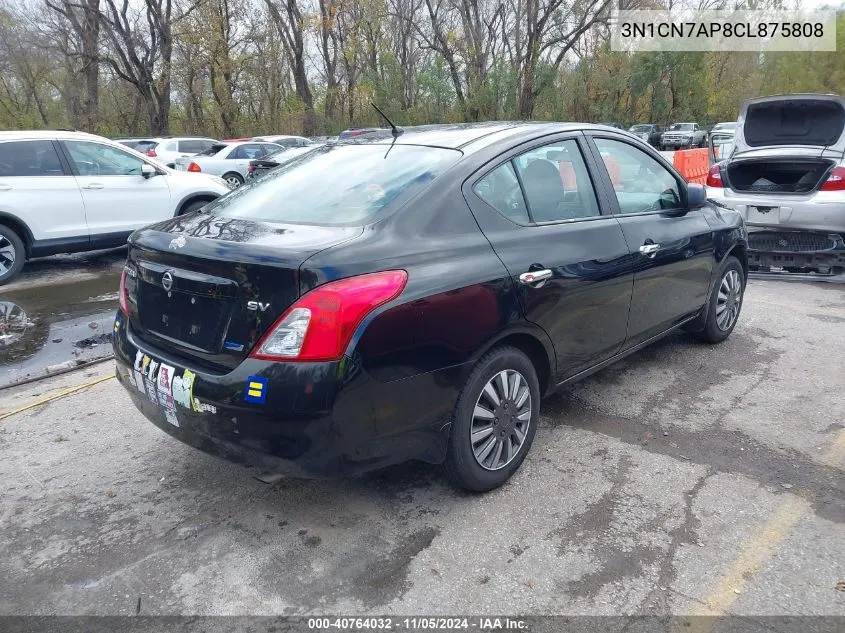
[113,122,748,492]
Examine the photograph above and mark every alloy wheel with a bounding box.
[0,236,17,277]
[716,269,742,331]
[470,369,532,471]
[225,175,242,188]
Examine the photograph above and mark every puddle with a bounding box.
[0,272,121,387]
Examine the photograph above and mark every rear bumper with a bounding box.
[113,315,458,477]
[746,230,845,273]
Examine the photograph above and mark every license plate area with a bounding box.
[746,206,780,224]
[137,284,234,353]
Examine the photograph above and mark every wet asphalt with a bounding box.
[0,249,124,387]
[0,272,842,618]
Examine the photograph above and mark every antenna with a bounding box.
[370,103,403,138]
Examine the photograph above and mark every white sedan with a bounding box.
[174,141,284,188]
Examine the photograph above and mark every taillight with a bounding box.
[187,162,202,173]
[119,268,129,313]
[250,270,408,362]
[820,165,845,191]
[146,149,157,157]
[247,163,255,173]
[706,165,723,188]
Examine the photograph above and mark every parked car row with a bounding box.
[617,121,738,150]
[115,134,318,172]
[0,131,231,284]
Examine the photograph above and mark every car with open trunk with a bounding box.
[706,94,845,276]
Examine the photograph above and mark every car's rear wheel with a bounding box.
[443,346,540,492]
[222,172,244,188]
[695,256,745,343]
[0,225,25,286]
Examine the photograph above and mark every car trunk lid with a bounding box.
[125,213,362,371]
[734,95,845,157]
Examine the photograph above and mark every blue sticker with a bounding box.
[244,376,267,404]
[224,341,244,352]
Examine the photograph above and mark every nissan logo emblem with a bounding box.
[161,271,174,292]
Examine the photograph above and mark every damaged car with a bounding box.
[707,94,845,276]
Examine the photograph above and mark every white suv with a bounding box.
[142,137,219,168]
[0,131,231,284]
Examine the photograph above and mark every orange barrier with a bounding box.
[672,148,709,184]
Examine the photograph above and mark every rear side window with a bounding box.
[206,144,460,225]
[229,144,265,159]
[473,162,529,223]
[0,140,65,177]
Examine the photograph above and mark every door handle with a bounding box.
[639,243,660,257]
[82,183,104,190]
[519,269,553,285]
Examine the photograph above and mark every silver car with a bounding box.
[707,94,845,276]
[174,141,283,187]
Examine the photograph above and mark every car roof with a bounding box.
[333,122,622,153]
[149,136,217,142]
[0,130,110,142]
[253,134,306,140]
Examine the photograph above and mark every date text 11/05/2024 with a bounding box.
[307,618,527,630]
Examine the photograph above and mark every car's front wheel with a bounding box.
[695,256,745,343]
[443,346,540,492]
[0,225,25,286]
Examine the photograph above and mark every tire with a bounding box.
[222,172,244,188]
[694,256,745,344]
[178,198,212,216]
[443,346,540,492]
[0,225,25,286]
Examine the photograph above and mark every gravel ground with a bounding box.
[0,278,843,622]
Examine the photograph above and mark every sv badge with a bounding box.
[246,301,271,312]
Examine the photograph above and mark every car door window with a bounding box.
[512,140,601,223]
[473,162,529,223]
[229,144,262,159]
[65,141,146,176]
[0,140,65,177]
[593,138,682,214]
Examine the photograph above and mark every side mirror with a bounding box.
[687,183,706,209]
[141,164,157,179]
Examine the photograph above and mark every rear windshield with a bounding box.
[629,125,652,132]
[204,144,460,225]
